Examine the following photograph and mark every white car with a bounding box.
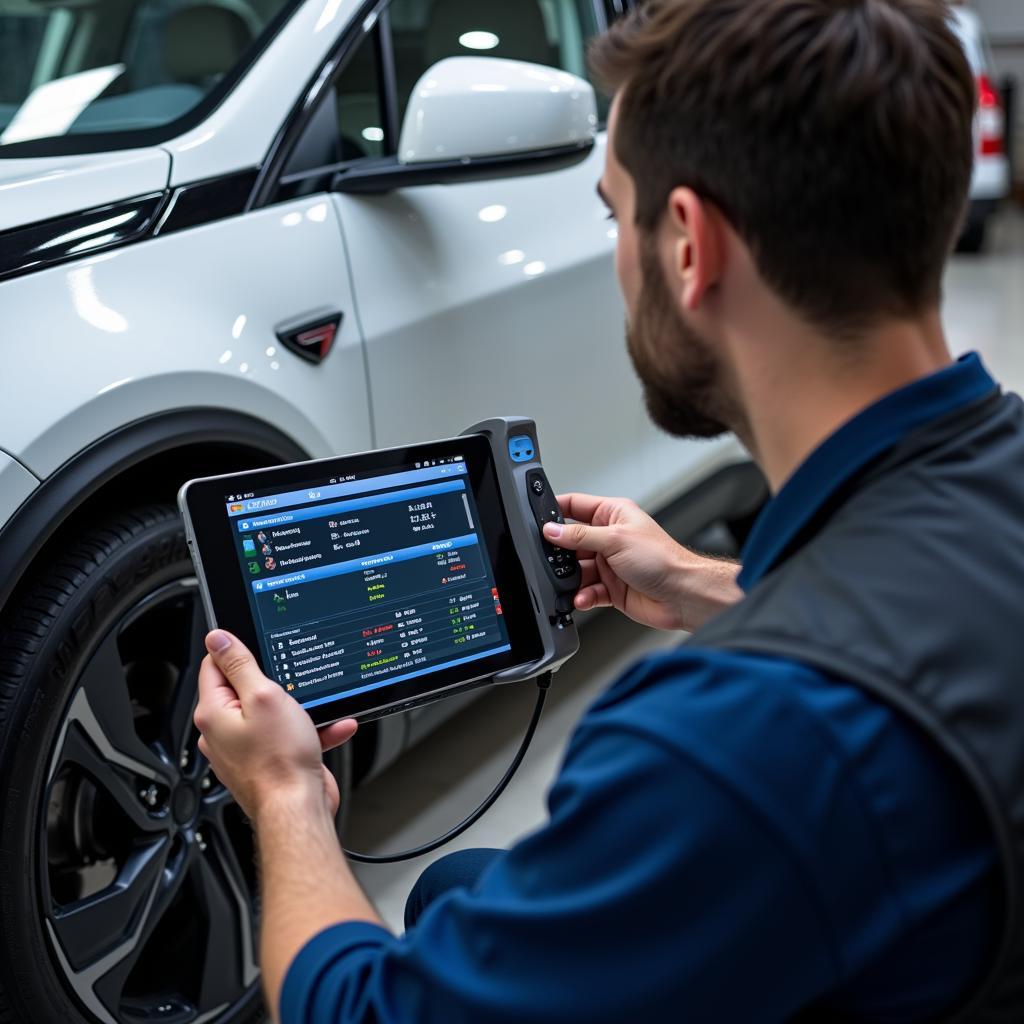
[0,2,762,1022]
[951,3,1012,251]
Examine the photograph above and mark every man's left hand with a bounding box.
[194,630,358,823]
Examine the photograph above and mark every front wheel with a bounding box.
[0,504,348,1024]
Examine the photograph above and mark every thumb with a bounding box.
[205,630,273,702]
[543,520,617,555]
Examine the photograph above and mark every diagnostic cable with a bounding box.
[343,671,552,864]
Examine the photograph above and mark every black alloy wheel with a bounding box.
[0,505,349,1024]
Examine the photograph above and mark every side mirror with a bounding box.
[334,57,598,194]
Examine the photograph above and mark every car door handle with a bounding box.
[275,309,344,364]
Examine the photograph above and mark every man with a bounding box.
[195,0,1024,1020]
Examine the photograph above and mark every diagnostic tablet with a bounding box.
[179,419,580,725]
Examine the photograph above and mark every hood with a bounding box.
[0,148,170,234]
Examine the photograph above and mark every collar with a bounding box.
[738,352,998,591]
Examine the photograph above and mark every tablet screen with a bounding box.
[223,451,513,713]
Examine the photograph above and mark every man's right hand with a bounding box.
[543,493,743,634]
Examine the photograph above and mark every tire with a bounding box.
[0,504,349,1024]
[957,215,987,254]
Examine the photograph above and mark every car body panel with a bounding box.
[972,154,1011,201]
[951,6,1011,204]
[952,7,988,70]
[336,133,744,513]
[0,195,373,482]
[0,148,170,232]
[0,452,40,524]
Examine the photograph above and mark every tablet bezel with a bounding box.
[181,434,543,725]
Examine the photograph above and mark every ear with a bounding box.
[665,187,723,312]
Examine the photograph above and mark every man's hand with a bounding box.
[543,493,743,633]
[194,630,358,823]
[196,632,383,1019]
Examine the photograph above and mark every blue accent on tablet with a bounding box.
[508,436,535,463]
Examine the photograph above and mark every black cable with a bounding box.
[343,672,552,864]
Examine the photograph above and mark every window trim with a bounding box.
[375,6,400,151]
[249,0,385,209]
[330,141,593,193]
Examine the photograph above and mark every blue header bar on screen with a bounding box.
[226,462,468,517]
[236,479,465,532]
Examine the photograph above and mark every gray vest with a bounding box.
[693,389,1024,1022]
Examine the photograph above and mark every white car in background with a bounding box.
[951,3,1012,251]
[0,1,762,1022]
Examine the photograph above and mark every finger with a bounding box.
[575,583,612,611]
[205,630,276,706]
[555,493,607,525]
[577,557,600,590]
[542,519,618,554]
[318,718,359,753]
[321,764,341,817]
[195,655,241,735]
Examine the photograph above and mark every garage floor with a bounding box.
[346,206,1024,932]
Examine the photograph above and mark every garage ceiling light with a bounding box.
[459,31,500,50]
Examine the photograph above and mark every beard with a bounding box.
[626,237,736,440]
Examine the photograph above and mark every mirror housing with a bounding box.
[399,57,596,163]
[333,57,598,194]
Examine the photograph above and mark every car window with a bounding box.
[280,22,387,188]
[0,14,49,119]
[332,24,388,162]
[0,0,302,156]
[388,0,605,125]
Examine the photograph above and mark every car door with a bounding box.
[265,0,737,513]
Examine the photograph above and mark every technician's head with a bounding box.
[590,0,976,443]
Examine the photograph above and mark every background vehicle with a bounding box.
[951,3,1012,251]
[0,1,763,1022]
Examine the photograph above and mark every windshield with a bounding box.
[0,0,301,156]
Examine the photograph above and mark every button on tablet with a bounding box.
[509,435,536,463]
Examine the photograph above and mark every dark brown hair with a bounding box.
[590,0,976,337]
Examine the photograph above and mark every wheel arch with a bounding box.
[0,408,310,622]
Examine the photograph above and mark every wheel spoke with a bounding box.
[193,843,250,1009]
[45,837,174,1024]
[54,631,172,785]
[57,724,169,835]
[203,827,260,991]
[88,834,193,1023]
[200,781,235,819]
[48,837,170,972]
[164,591,206,764]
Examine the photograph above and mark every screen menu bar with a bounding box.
[226,461,467,517]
